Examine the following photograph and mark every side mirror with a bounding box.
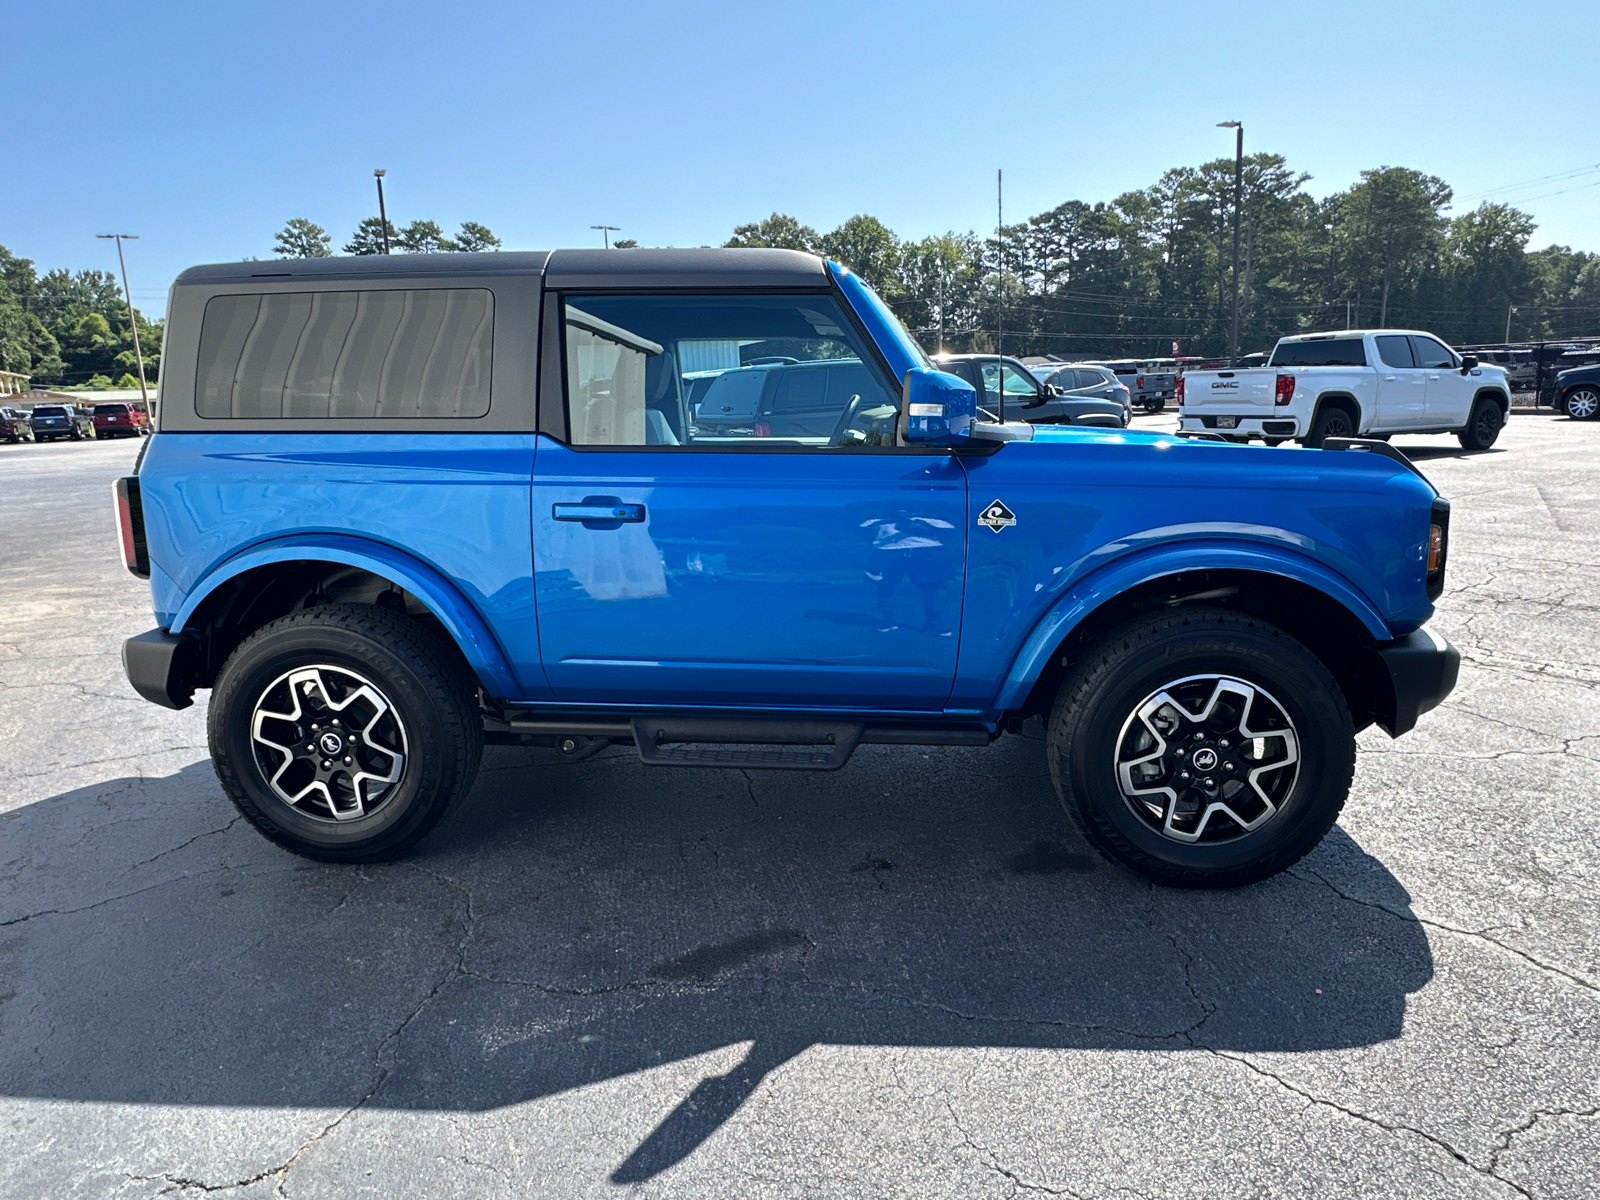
[1459,354,1478,373]
[900,368,978,446]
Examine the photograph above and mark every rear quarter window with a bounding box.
[194,288,493,419]
[1270,339,1368,367]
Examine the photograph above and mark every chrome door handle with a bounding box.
[1382,375,1397,381]
[553,503,646,522]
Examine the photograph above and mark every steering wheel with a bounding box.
[827,393,868,446]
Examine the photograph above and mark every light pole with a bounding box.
[1217,121,1243,365]
[1506,304,1518,343]
[1325,222,1336,320]
[373,170,391,254]
[95,234,149,410]
[590,225,621,249]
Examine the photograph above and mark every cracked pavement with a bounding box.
[2,414,1597,1198]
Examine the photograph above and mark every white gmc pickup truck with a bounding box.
[1178,330,1512,450]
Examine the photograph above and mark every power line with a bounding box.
[1457,161,1600,202]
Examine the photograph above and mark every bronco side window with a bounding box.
[560,292,901,449]
[194,288,493,419]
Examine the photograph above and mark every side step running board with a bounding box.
[631,718,862,770]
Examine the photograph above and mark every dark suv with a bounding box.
[29,404,95,442]
[1,406,34,444]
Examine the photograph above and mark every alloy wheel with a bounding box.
[1568,389,1599,420]
[250,664,408,821]
[1113,674,1300,844]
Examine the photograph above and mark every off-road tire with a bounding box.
[209,602,483,862]
[1046,607,1354,888]
[1301,405,1355,448]
[1457,396,1504,450]
[1564,387,1600,421]
[1143,398,1165,414]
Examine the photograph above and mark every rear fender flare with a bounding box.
[994,541,1393,712]
[169,534,519,698]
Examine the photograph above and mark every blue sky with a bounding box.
[7,0,1596,313]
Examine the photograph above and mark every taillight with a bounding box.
[1426,498,1450,600]
[1175,376,1186,403]
[1135,375,1145,389]
[1274,374,1296,406]
[113,476,149,578]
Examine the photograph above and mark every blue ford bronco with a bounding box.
[115,249,1458,886]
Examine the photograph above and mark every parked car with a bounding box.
[1030,363,1134,417]
[1,405,34,444]
[29,404,95,442]
[1085,360,1178,413]
[117,248,1458,888]
[1554,362,1600,420]
[933,354,1127,427]
[1178,329,1512,450]
[1465,348,1537,391]
[92,401,150,438]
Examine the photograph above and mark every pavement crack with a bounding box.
[124,817,244,873]
[1291,866,1599,995]
[945,1099,1086,1197]
[1202,1050,1532,1198]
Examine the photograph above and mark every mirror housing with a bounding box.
[901,367,979,446]
[1459,354,1478,373]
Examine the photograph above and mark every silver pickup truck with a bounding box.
[1178,330,1512,450]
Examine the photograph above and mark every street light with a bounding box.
[1218,121,1243,365]
[1506,304,1519,343]
[374,170,391,254]
[590,225,621,249]
[94,234,149,411]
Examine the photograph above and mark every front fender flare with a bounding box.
[994,540,1394,712]
[168,533,520,698]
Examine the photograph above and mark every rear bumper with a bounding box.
[123,628,200,710]
[1179,413,1301,439]
[1375,625,1460,736]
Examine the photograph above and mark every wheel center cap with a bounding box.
[1191,747,1219,772]
[318,732,345,757]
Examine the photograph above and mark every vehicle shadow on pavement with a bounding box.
[0,735,1432,1181]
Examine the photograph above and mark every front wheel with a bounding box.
[209,603,484,861]
[1046,608,1354,888]
[1565,388,1600,420]
[1457,397,1503,450]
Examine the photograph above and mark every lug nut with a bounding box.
[1179,770,1191,780]
[1175,747,1185,757]
[1224,762,1236,772]
[560,737,577,753]
[343,757,351,765]
[1219,738,1230,748]
[1203,777,1215,789]
[331,719,340,727]
[322,760,332,769]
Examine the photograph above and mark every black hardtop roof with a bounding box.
[175,247,828,290]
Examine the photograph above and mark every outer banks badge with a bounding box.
[978,499,1017,533]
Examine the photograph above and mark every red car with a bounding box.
[92,402,150,438]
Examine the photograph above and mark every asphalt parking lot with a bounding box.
[2,413,1597,1199]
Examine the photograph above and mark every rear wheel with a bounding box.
[1143,398,1165,414]
[1457,396,1503,450]
[1046,607,1354,888]
[1564,388,1600,420]
[209,603,483,861]
[1301,405,1354,448]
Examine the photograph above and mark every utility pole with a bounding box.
[1217,121,1243,365]
[590,225,621,249]
[1506,304,1518,343]
[94,234,149,410]
[937,259,946,353]
[373,170,391,254]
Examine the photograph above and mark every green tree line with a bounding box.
[724,155,1600,358]
[0,246,161,388]
[272,217,502,258]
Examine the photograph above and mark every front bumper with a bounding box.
[1375,626,1460,736]
[123,628,201,710]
